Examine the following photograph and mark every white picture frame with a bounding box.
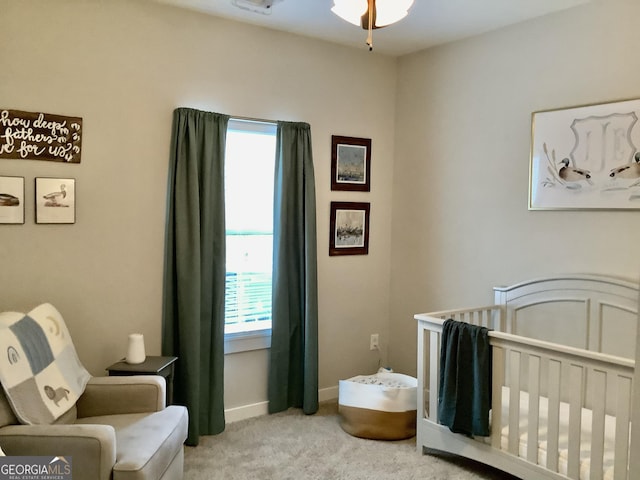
[35,177,76,224]
[529,98,640,210]
[0,176,25,224]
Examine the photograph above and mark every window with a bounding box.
[224,119,277,352]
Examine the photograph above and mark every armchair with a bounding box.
[0,374,188,480]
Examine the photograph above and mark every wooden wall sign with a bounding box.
[0,109,82,163]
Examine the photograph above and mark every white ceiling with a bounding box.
[152,0,591,56]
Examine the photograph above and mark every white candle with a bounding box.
[125,333,146,364]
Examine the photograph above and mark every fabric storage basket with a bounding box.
[338,372,417,440]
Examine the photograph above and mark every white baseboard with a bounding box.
[224,385,339,424]
[225,401,269,424]
[319,385,338,402]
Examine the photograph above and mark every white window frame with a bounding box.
[223,118,276,354]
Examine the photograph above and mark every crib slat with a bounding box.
[526,355,541,464]
[417,325,427,423]
[590,369,606,480]
[614,374,632,480]
[429,330,440,423]
[546,359,561,473]
[491,346,505,450]
[493,307,504,331]
[508,350,521,456]
[567,364,584,479]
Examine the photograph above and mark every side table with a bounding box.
[106,356,178,406]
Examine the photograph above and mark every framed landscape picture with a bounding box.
[329,201,370,256]
[0,176,25,224]
[331,135,371,192]
[35,177,76,224]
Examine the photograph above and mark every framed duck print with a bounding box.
[35,177,76,224]
[0,176,24,224]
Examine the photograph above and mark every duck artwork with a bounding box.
[43,184,67,207]
[541,143,594,191]
[609,152,640,183]
[557,157,593,189]
[532,102,640,209]
[0,193,19,206]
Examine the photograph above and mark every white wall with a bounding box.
[5,0,638,418]
[389,0,640,375]
[0,0,396,411]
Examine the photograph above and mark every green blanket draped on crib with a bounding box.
[438,319,492,437]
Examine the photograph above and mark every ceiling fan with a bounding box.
[230,0,414,50]
[332,0,415,50]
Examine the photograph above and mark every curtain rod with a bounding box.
[177,108,279,124]
[230,114,278,125]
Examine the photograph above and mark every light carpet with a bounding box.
[184,401,519,479]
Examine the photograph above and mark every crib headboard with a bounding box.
[493,274,639,359]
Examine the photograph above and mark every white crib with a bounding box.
[415,274,639,480]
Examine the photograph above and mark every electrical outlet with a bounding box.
[370,333,379,350]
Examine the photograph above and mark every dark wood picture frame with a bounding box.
[329,201,370,256]
[331,135,371,192]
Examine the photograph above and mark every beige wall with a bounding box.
[389,0,640,375]
[0,0,396,410]
[4,0,639,415]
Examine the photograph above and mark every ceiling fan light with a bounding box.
[331,0,368,27]
[374,0,414,27]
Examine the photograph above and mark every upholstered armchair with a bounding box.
[0,374,188,480]
[0,302,188,480]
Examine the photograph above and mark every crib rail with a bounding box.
[416,307,635,480]
[491,331,633,480]
[417,305,503,330]
[415,305,503,432]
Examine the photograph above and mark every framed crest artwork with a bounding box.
[529,98,640,210]
[331,135,371,192]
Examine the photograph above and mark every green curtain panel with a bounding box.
[162,108,229,446]
[268,121,319,415]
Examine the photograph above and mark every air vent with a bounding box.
[231,0,283,15]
